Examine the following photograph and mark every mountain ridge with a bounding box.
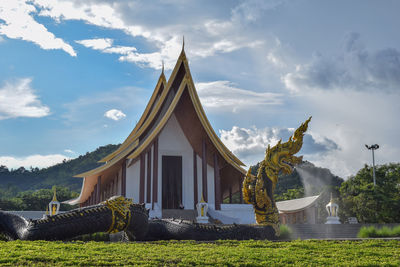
[0,144,119,193]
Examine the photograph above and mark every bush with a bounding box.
[279,224,292,240]
[358,225,400,238]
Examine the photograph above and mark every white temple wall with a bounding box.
[158,114,195,209]
[143,144,154,203]
[195,155,215,208]
[207,164,215,208]
[126,159,140,202]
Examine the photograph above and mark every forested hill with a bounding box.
[0,144,119,193]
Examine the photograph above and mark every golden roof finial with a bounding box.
[52,187,58,202]
[182,35,185,52]
[161,60,164,74]
[200,194,206,203]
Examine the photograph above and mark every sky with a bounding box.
[0,0,399,179]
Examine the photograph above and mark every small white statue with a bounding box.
[196,195,209,224]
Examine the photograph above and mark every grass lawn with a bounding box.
[0,239,399,266]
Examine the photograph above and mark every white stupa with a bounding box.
[196,195,209,224]
[325,193,341,224]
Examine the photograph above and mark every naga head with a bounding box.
[264,117,311,181]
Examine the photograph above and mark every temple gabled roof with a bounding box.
[69,47,246,204]
[276,195,320,213]
[75,48,245,179]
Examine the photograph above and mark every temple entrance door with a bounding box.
[162,156,182,209]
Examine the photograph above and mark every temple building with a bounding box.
[66,47,247,219]
[277,195,320,224]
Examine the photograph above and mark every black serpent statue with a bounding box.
[0,118,310,241]
[0,196,149,241]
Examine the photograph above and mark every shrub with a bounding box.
[358,225,400,238]
[279,224,292,240]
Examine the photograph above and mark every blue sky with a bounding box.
[0,0,399,178]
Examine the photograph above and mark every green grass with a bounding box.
[358,225,400,238]
[0,240,398,266]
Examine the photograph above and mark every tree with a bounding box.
[340,163,400,223]
[0,186,79,211]
[275,188,305,201]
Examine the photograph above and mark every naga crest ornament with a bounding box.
[243,117,311,234]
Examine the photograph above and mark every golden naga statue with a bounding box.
[242,117,312,234]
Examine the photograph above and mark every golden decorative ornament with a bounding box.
[242,117,311,234]
[104,196,134,234]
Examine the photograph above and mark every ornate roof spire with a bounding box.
[52,187,58,202]
[161,60,164,75]
[182,35,185,52]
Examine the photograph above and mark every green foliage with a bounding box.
[0,186,79,211]
[340,163,400,223]
[0,144,119,193]
[275,188,304,201]
[358,225,400,238]
[278,224,292,240]
[0,240,398,266]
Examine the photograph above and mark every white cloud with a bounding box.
[282,33,400,93]
[0,78,50,119]
[76,38,137,55]
[231,0,287,23]
[27,0,265,69]
[196,81,282,112]
[76,38,113,50]
[292,88,400,178]
[104,109,126,121]
[0,154,71,170]
[77,35,262,71]
[118,36,182,70]
[0,0,76,56]
[64,149,74,154]
[220,125,338,170]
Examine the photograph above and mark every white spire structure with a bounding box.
[325,193,340,224]
[48,187,60,216]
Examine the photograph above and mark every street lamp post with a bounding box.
[365,144,379,186]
